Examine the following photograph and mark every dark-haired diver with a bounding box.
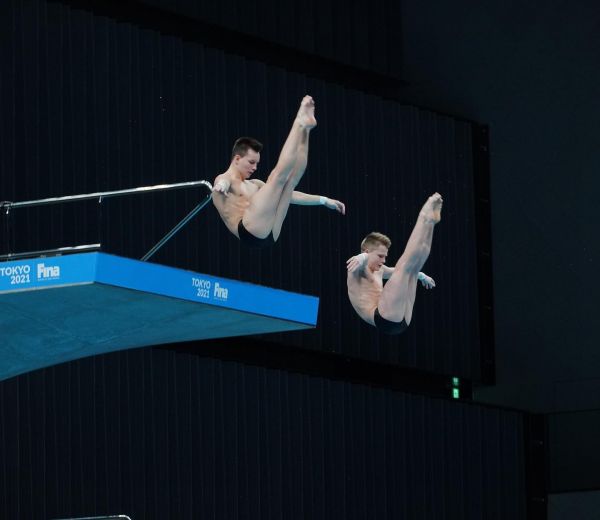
[212,96,345,248]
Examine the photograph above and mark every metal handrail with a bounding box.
[51,516,132,520]
[0,180,213,211]
[0,244,101,262]
[141,197,212,261]
[1,180,214,261]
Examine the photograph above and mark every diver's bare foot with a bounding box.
[297,95,317,129]
[420,193,443,223]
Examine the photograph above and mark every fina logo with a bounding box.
[213,282,229,301]
[37,263,61,280]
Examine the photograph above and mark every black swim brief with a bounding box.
[237,220,275,248]
[373,308,408,335]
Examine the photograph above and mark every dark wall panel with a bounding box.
[548,410,600,492]
[131,0,403,79]
[1,0,480,379]
[0,348,526,519]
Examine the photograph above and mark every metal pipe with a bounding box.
[0,244,102,262]
[0,180,214,260]
[141,196,213,261]
[0,180,213,210]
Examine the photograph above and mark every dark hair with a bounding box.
[231,137,263,160]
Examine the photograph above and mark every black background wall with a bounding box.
[134,0,404,78]
[0,347,526,520]
[1,0,564,517]
[398,0,600,498]
[1,0,482,379]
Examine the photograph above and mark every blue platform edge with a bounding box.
[0,253,319,326]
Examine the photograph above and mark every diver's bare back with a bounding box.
[347,266,384,326]
[212,175,260,237]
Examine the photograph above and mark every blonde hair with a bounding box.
[360,232,391,252]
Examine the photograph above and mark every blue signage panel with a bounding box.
[95,254,319,326]
[0,253,97,293]
[0,253,318,326]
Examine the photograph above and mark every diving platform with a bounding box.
[0,253,319,382]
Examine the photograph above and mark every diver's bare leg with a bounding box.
[242,96,316,238]
[377,193,443,324]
